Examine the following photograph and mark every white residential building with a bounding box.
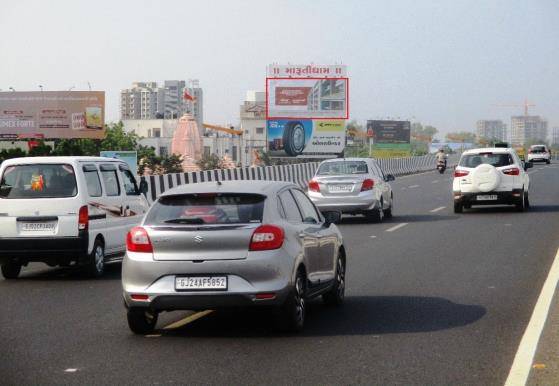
[240,91,267,166]
[476,120,507,142]
[510,115,548,146]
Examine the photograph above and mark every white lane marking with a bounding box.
[429,206,446,213]
[401,187,407,190]
[163,310,214,330]
[504,247,559,386]
[386,223,409,232]
[408,184,420,188]
[431,180,439,183]
[64,369,78,373]
[369,235,377,239]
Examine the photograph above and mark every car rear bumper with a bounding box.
[453,189,523,205]
[309,193,379,213]
[122,250,293,311]
[0,232,88,264]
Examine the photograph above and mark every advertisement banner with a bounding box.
[267,119,345,157]
[266,78,348,119]
[100,151,138,176]
[0,91,105,139]
[366,120,411,143]
[371,143,412,158]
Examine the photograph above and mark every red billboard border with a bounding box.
[265,77,349,120]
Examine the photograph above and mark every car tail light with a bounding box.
[249,224,284,251]
[502,167,520,176]
[361,179,374,191]
[131,294,149,301]
[454,170,469,177]
[78,205,88,231]
[528,150,533,153]
[255,293,276,300]
[127,226,153,253]
[308,180,320,192]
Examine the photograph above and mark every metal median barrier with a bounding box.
[139,155,459,204]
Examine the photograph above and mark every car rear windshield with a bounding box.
[146,193,265,225]
[459,153,513,168]
[531,146,546,153]
[317,161,368,175]
[0,164,77,199]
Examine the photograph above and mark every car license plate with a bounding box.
[477,195,498,201]
[175,276,227,291]
[329,184,353,193]
[21,222,56,231]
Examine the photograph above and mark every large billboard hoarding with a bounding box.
[0,91,105,139]
[366,120,411,143]
[267,119,345,157]
[266,78,348,119]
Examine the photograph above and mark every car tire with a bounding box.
[127,307,158,335]
[546,159,551,164]
[1,261,21,279]
[276,269,306,332]
[464,203,472,209]
[384,195,393,219]
[515,191,527,212]
[454,202,463,213]
[365,200,384,222]
[85,239,105,278]
[323,253,345,306]
[282,121,306,156]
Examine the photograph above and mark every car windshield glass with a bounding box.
[146,193,265,225]
[460,153,513,168]
[0,164,77,199]
[531,146,546,153]
[317,161,368,175]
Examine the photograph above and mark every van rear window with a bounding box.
[146,193,265,225]
[0,164,77,199]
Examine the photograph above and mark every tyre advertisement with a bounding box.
[267,119,345,157]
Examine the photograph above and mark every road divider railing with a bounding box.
[139,154,460,204]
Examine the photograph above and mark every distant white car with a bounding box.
[452,148,532,213]
[527,144,551,164]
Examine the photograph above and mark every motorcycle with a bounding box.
[437,160,446,174]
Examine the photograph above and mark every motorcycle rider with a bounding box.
[436,148,447,167]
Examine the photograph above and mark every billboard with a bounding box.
[367,120,411,158]
[100,151,138,176]
[267,64,347,77]
[267,119,345,157]
[0,91,105,139]
[266,78,348,119]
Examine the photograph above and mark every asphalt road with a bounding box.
[2,163,559,385]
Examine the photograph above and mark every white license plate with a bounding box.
[329,185,353,193]
[477,195,498,201]
[175,276,227,291]
[21,222,56,231]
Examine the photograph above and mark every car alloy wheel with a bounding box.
[86,240,105,278]
[323,254,346,306]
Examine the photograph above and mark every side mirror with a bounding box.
[322,211,341,227]
[524,161,533,171]
[139,180,149,194]
[385,174,395,182]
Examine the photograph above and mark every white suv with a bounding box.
[527,144,551,164]
[452,148,532,213]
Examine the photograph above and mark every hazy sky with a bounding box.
[1,0,558,137]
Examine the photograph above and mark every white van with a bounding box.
[0,156,150,279]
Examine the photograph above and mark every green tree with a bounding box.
[0,148,27,165]
[196,154,225,171]
[28,141,52,156]
[161,154,183,173]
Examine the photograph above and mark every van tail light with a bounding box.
[361,179,374,192]
[78,205,89,231]
[502,167,520,176]
[454,170,469,177]
[126,226,153,253]
[528,150,533,154]
[308,180,320,192]
[249,224,284,251]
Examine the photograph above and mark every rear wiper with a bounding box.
[164,218,205,224]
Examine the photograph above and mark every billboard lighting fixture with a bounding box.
[9,87,15,92]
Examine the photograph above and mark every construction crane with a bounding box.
[202,123,243,136]
[492,98,535,116]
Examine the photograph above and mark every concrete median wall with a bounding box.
[139,154,459,204]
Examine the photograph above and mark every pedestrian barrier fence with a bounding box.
[140,154,459,204]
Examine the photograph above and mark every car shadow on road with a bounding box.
[339,214,458,225]
[161,295,486,338]
[7,262,122,282]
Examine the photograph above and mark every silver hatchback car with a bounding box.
[308,158,395,222]
[122,181,346,334]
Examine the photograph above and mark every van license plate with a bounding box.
[175,276,227,291]
[21,222,56,231]
[477,195,498,201]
